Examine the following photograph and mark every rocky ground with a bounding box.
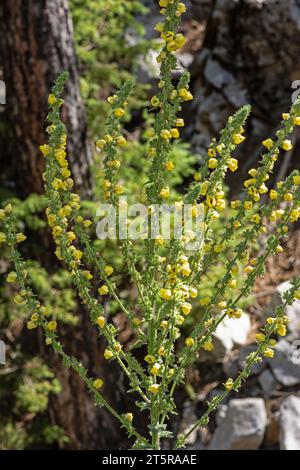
[176,229,300,450]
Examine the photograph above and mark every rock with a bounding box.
[210,313,251,359]
[268,281,300,334]
[209,398,267,450]
[279,395,300,450]
[268,340,300,387]
[178,401,199,446]
[258,369,277,397]
[204,58,235,89]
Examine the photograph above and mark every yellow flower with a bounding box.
[148,384,160,394]
[73,249,83,260]
[244,201,253,210]
[228,158,238,172]
[228,279,237,289]
[150,363,161,375]
[231,200,241,209]
[282,139,293,151]
[189,287,198,299]
[104,265,114,277]
[114,107,125,118]
[284,192,293,201]
[0,209,6,220]
[93,378,104,389]
[27,321,37,330]
[256,333,266,343]
[158,347,166,356]
[46,338,53,346]
[224,378,234,390]
[48,94,57,105]
[47,321,57,331]
[160,320,168,329]
[173,33,186,50]
[154,22,164,32]
[180,302,192,315]
[144,354,155,364]
[159,288,172,301]
[251,214,260,224]
[277,323,287,337]
[180,263,191,277]
[171,128,180,139]
[208,158,218,169]
[178,88,193,101]
[293,116,300,126]
[115,185,124,195]
[232,133,245,145]
[97,316,106,328]
[104,349,114,360]
[226,308,242,319]
[151,96,160,107]
[98,285,109,296]
[218,301,227,309]
[53,226,62,237]
[176,118,184,127]
[262,138,274,150]
[7,271,17,283]
[160,129,172,140]
[14,294,25,305]
[116,136,127,146]
[114,342,122,352]
[185,337,194,347]
[160,187,170,199]
[96,139,106,150]
[16,233,26,243]
[176,2,186,14]
[39,144,51,156]
[263,348,274,358]
[282,113,290,120]
[107,95,117,104]
[270,189,278,200]
[165,161,175,171]
[176,315,185,325]
[203,340,214,351]
[293,175,300,185]
[0,232,7,243]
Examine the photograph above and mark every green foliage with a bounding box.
[70,0,152,136]
[0,356,65,450]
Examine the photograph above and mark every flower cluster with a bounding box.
[2,0,300,451]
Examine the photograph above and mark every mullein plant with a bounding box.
[1,0,300,449]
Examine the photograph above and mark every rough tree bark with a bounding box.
[0,0,92,197]
[0,0,125,449]
[189,0,300,192]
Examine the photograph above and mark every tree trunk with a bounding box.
[189,0,300,193]
[0,0,92,198]
[0,0,125,450]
